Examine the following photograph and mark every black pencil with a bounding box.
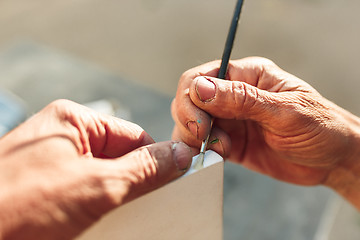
[218,0,244,79]
[194,0,244,169]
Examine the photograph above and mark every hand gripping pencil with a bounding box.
[193,0,244,169]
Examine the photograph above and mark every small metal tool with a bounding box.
[193,0,244,169]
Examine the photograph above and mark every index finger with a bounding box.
[91,116,155,158]
[174,61,223,140]
[47,100,155,158]
[227,57,312,92]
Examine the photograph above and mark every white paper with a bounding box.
[77,150,224,240]
[184,150,223,176]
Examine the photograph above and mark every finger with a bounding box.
[172,125,201,155]
[171,98,212,143]
[79,113,155,158]
[171,97,212,141]
[98,141,193,206]
[227,57,310,92]
[226,57,276,89]
[189,76,281,124]
[90,117,155,158]
[172,124,231,158]
[205,127,231,157]
[45,100,155,158]
[172,124,201,147]
[172,60,225,141]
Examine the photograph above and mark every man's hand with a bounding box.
[172,57,360,208]
[0,100,192,240]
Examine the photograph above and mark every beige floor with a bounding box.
[1,0,360,238]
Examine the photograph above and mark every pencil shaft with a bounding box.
[200,0,244,159]
[218,0,244,79]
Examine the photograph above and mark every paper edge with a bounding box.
[183,150,223,177]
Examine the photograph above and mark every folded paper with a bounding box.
[78,150,224,240]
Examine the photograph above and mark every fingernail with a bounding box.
[187,121,198,138]
[172,142,192,171]
[195,76,216,102]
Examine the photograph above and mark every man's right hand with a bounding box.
[172,57,360,208]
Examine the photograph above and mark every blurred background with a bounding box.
[0,0,360,239]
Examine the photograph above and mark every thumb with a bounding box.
[101,141,193,206]
[189,76,280,123]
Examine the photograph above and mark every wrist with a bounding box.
[324,113,360,210]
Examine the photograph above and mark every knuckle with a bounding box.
[43,99,77,117]
[231,81,245,113]
[47,99,73,110]
[232,82,259,115]
[180,68,194,82]
[98,148,160,206]
[128,148,159,187]
[126,120,144,133]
